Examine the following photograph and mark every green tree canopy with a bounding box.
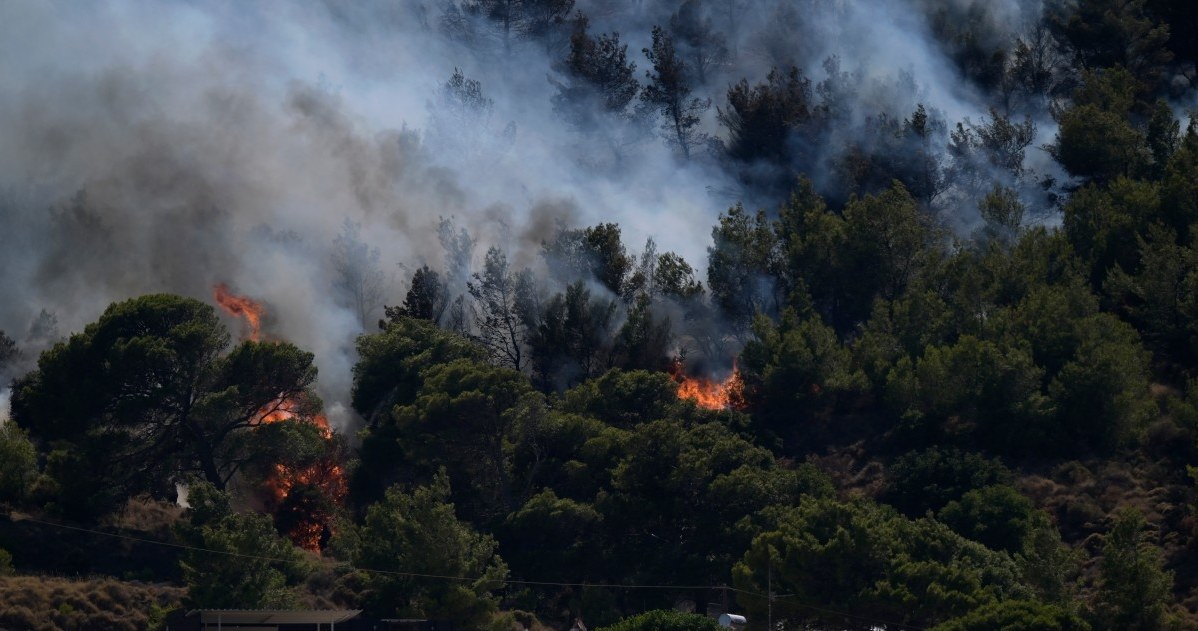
[558,368,684,428]
[733,497,1029,630]
[176,481,310,609]
[387,358,540,523]
[1051,69,1153,183]
[931,599,1090,631]
[641,25,710,159]
[352,314,486,424]
[11,294,321,519]
[938,485,1036,553]
[885,336,1052,456]
[706,204,781,334]
[739,310,866,449]
[882,447,1013,517]
[596,610,720,631]
[1090,508,1173,631]
[551,15,640,145]
[0,422,37,504]
[349,473,509,626]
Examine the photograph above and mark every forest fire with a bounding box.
[213,283,265,341]
[211,283,346,551]
[254,399,348,552]
[671,359,746,411]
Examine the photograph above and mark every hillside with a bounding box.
[4,1,1198,631]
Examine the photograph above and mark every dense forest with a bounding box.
[5,0,1198,630]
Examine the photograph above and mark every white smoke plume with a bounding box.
[0,0,1065,427]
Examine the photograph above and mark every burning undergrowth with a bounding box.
[213,284,347,551]
[670,358,747,411]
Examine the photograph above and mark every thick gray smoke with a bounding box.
[0,0,1056,427]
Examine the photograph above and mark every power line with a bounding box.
[4,512,750,592]
[3,511,927,630]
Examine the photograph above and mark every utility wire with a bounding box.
[3,511,926,630]
[4,512,748,591]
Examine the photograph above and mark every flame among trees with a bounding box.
[213,283,266,341]
[671,359,746,410]
[213,285,348,551]
[9,292,344,551]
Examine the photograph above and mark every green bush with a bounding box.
[596,610,721,631]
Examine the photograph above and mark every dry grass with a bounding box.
[101,497,184,537]
[0,575,183,631]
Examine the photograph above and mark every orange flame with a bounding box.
[671,359,747,410]
[213,283,265,341]
[210,284,344,551]
[256,399,347,551]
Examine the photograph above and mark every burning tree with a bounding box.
[671,358,746,411]
[213,285,349,550]
[9,294,331,522]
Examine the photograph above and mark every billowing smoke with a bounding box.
[0,0,1076,426]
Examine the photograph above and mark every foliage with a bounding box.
[834,105,948,207]
[885,336,1052,456]
[350,473,508,626]
[733,497,1029,630]
[0,422,37,503]
[1044,313,1154,453]
[840,182,939,321]
[352,314,485,422]
[1017,510,1083,605]
[469,247,533,371]
[552,16,640,136]
[501,489,602,583]
[882,447,1013,517]
[706,204,781,334]
[1051,69,1151,183]
[641,26,710,159]
[388,358,539,523]
[175,481,309,609]
[542,222,633,296]
[600,418,796,585]
[738,310,866,448]
[11,295,321,520]
[386,265,450,324]
[558,368,683,428]
[612,294,673,372]
[947,109,1036,200]
[1062,178,1160,284]
[596,610,720,631]
[773,178,844,323]
[931,599,1090,631]
[718,66,813,166]
[938,485,1035,553]
[1089,508,1173,631]
[524,281,619,390]
[1049,0,1171,91]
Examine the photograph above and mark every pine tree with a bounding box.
[641,26,711,159]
